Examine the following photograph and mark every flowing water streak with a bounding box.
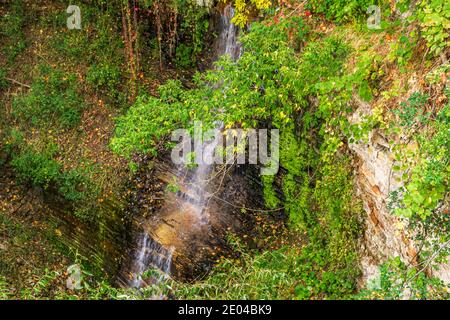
[181,5,243,223]
[217,5,242,62]
[127,5,241,288]
[129,232,174,288]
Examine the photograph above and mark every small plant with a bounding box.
[12,66,83,128]
[307,0,379,23]
[58,168,92,202]
[175,44,195,68]
[0,276,10,300]
[166,181,181,194]
[86,62,121,98]
[391,95,448,221]
[8,135,98,216]
[0,0,27,64]
[388,31,419,71]
[415,0,450,55]
[392,91,431,128]
[11,146,61,189]
[358,257,449,299]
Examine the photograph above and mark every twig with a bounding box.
[286,1,306,18]
[5,77,30,88]
[403,239,450,287]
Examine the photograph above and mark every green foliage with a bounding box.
[283,156,363,299]
[415,0,450,55]
[307,0,380,23]
[10,145,94,203]
[175,244,303,299]
[12,66,83,128]
[48,3,125,104]
[228,0,272,27]
[86,62,122,98]
[166,180,181,193]
[175,1,210,67]
[386,91,449,296]
[0,0,27,64]
[113,17,369,159]
[58,167,95,202]
[112,16,368,299]
[388,30,419,71]
[261,175,280,209]
[11,146,61,189]
[358,257,449,299]
[391,95,449,221]
[51,4,123,62]
[3,257,113,300]
[0,276,11,300]
[309,0,448,59]
[0,68,9,90]
[392,0,450,59]
[6,133,98,218]
[175,44,196,68]
[20,269,62,299]
[111,83,191,158]
[393,91,431,128]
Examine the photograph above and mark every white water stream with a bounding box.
[128,5,241,288]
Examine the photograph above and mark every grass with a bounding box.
[0,0,27,65]
[12,65,83,128]
[174,246,303,300]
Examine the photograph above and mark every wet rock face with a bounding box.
[350,97,450,286]
[120,155,265,284]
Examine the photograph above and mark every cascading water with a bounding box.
[126,5,241,288]
[128,233,174,288]
[177,5,242,223]
[217,5,242,62]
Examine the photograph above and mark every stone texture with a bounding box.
[349,97,449,287]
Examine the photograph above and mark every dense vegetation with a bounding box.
[0,0,448,300]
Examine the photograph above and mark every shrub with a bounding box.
[58,168,91,202]
[228,0,272,27]
[8,135,97,211]
[111,82,191,158]
[86,62,121,97]
[307,0,379,23]
[11,146,61,188]
[12,66,83,128]
[415,0,450,55]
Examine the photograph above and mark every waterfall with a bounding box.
[127,5,240,288]
[217,5,242,62]
[129,232,174,288]
[183,4,242,223]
